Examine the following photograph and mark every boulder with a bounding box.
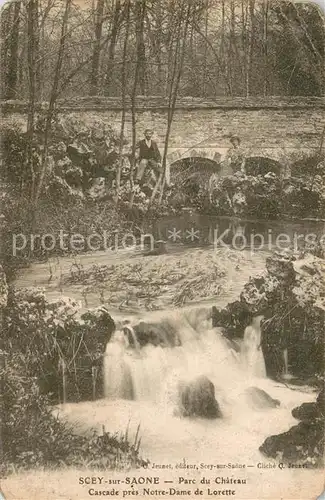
[47,175,84,201]
[259,420,324,467]
[245,387,280,409]
[212,302,252,334]
[292,255,325,312]
[79,305,115,345]
[88,177,107,200]
[292,388,325,421]
[265,252,296,280]
[292,402,321,422]
[143,240,167,256]
[212,251,325,379]
[260,387,324,467]
[178,375,222,419]
[133,320,181,347]
[238,272,280,315]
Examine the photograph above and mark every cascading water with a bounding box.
[283,347,289,376]
[282,347,294,380]
[103,329,135,400]
[241,315,266,379]
[59,306,318,495]
[102,309,266,411]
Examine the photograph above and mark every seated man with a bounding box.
[135,129,162,186]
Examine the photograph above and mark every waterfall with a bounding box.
[103,330,134,399]
[241,316,266,379]
[59,308,318,495]
[282,347,294,380]
[58,357,67,404]
[283,348,288,376]
[102,309,259,408]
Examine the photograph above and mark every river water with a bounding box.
[10,215,324,499]
[150,213,325,251]
[58,306,321,499]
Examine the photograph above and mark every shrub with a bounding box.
[4,287,115,402]
[1,352,147,473]
[212,250,325,379]
[290,153,325,178]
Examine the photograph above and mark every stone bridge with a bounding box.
[2,96,325,170]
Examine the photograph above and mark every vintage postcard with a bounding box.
[0,0,324,498]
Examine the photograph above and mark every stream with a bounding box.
[9,215,325,499]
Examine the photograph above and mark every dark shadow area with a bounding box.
[244,156,282,176]
[291,154,325,178]
[171,157,221,184]
[168,157,221,211]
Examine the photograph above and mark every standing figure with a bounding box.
[221,136,246,176]
[135,129,162,189]
[241,315,266,378]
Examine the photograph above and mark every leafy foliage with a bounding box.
[213,250,325,379]
[1,352,147,472]
[4,287,115,402]
[0,273,148,473]
[169,153,325,219]
[0,115,123,198]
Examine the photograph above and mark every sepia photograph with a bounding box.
[0,0,324,498]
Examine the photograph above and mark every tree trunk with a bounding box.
[1,5,11,98]
[34,0,41,95]
[105,1,121,95]
[34,0,72,205]
[6,0,21,99]
[156,0,163,94]
[115,0,130,203]
[221,0,225,53]
[241,0,247,96]
[26,0,38,200]
[89,0,105,95]
[263,0,269,96]
[202,0,208,97]
[228,0,235,96]
[246,0,255,97]
[194,23,232,97]
[0,349,4,463]
[154,1,191,205]
[128,0,148,206]
[105,0,121,96]
[145,1,163,95]
[135,0,146,95]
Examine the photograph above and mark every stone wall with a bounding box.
[2,97,325,165]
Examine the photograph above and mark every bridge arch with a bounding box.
[169,156,222,188]
[169,153,284,184]
[167,148,223,165]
